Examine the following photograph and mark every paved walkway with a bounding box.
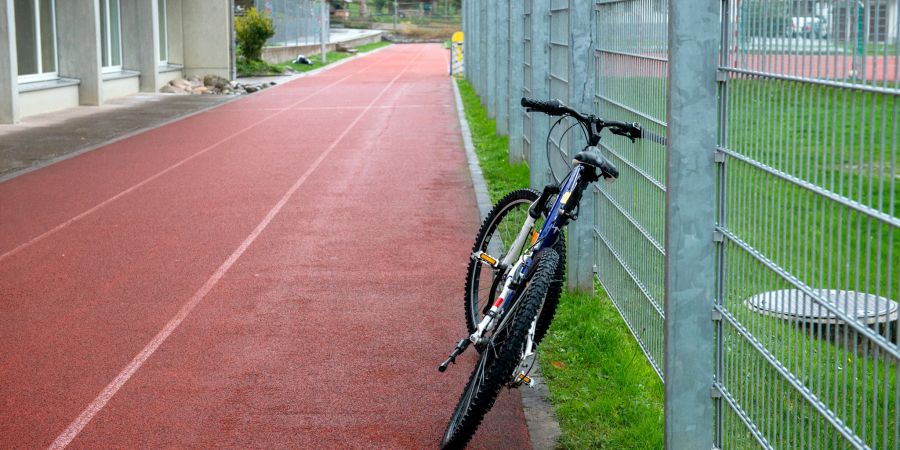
[0,44,531,448]
[0,94,230,181]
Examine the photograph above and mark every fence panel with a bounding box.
[593,0,668,379]
[463,0,900,447]
[522,0,534,168]
[716,0,900,447]
[254,0,328,48]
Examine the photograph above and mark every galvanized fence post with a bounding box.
[664,0,719,447]
[495,0,510,135]
[485,1,496,116]
[469,0,478,94]
[507,0,525,163]
[565,0,596,293]
[528,0,552,190]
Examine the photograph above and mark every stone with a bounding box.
[202,75,230,90]
[160,84,186,94]
[191,86,209,95]
[245,85,258,93]
[170,79,190,90]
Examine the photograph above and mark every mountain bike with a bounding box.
[437,97,653,449]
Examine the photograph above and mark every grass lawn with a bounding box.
[599,73,899,448]
[456,77,665,448]
[237,41,391,77]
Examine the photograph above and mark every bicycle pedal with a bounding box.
[515,373,535,388]
[472,251,499,268]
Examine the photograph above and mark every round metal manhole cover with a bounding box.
[744,289,899,324]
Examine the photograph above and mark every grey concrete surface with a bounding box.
[121,0,160,92]
[261,28,384,64]
[182,0,232,79]
[0,0,17,123]
[0,93,229,181]
[57,0,103,106]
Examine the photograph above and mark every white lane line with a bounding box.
[0,58,383,265]
[47,47,424,450]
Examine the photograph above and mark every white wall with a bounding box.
[181,0,231,79]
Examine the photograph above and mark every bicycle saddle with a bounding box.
[574,147,619,180]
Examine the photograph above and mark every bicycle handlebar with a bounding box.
[521,97,657,144]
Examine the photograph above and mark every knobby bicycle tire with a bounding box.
[463,189,565,347]
[442,249,560,450]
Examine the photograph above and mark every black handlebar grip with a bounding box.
[521,97,566,115]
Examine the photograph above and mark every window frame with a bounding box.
[158,0,168,64]
[100,0,123,73]
[16,0,59,83]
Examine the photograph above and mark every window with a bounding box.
[15,0,57,82]
[158,0,167,63]
[100,0,122,71]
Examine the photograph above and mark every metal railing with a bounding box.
[253,0,328,48]
[463,0,900,447]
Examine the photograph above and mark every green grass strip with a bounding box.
[455,77,664,449]
[238,41,392,77]
[538,291,664,449]
[455,79,529,202]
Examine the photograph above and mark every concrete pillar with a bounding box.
[566,0,597,293]
[56,0,103,105]
[0,0,18,123]
[182,0,231,79]
[507,0,525,163]
[121,0,159,92]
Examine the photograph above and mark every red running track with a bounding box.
[0,44,531,449]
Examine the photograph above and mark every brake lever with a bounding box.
[609,122,642,143]
[610,127,636,143]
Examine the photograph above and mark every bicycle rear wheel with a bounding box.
[442,249,559,450]
[464,189,565,346]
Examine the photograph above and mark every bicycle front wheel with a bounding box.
[464,189,565,346]
[442,249,560,450]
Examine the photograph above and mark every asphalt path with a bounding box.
[0,44,531,449]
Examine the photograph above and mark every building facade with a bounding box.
[0,0,234,124]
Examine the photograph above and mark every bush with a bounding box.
[235,7,275,62]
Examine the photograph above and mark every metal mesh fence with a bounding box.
[594,0,669,380]
[329,1,459,40]
[717,0,900,447]
[253,0,328,47]
[464,0,900,447]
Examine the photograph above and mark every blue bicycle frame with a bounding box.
[495,164,583,312]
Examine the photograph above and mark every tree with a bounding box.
[358,0,369,16]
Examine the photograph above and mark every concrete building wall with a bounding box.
[102,73,138,99]
[157,66,182,88]
[0,0,233,123]
[56,0,103,105]
[181,0,231,79]
[0,0,18,123]
[19,83,78,117]
[120,0,159,93]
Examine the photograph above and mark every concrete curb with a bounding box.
[451,78,562,450]
[0,44,393,185]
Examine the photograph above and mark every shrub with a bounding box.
[235,8,275,62]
